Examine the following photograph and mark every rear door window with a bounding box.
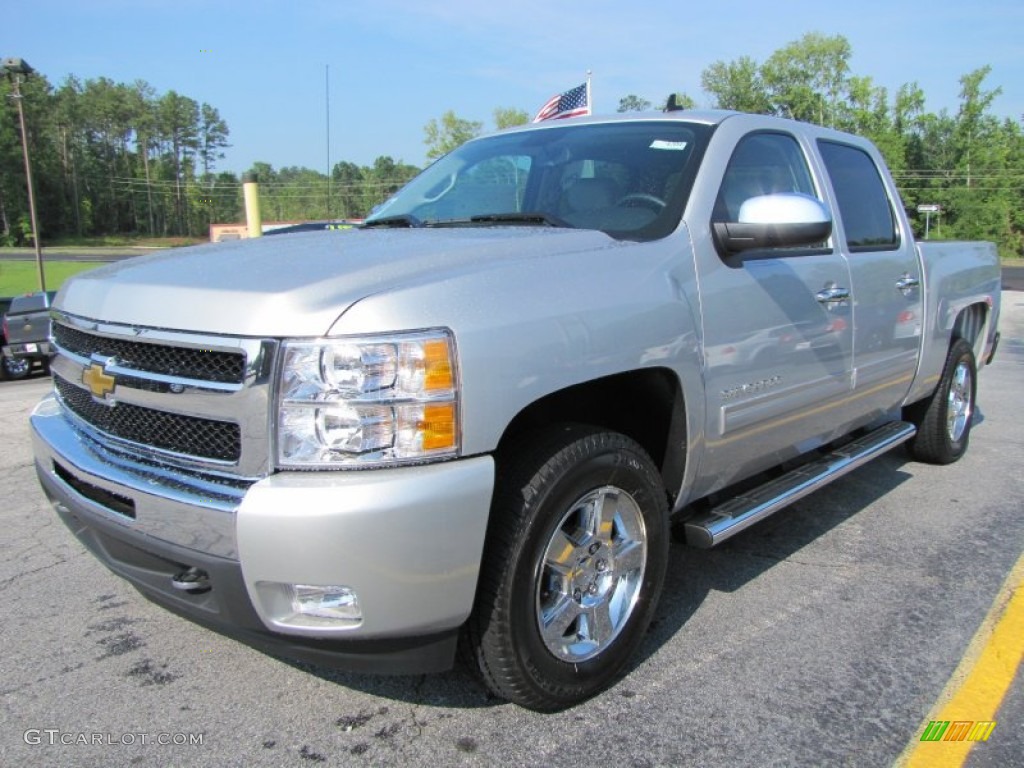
[817,141,898,251]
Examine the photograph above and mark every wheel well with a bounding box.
[952,303,988,360]
[496,369,687,498]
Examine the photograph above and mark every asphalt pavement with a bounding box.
[0,294,1021,767]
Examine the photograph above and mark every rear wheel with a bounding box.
[905,337,977,464]
[465,425,669,711]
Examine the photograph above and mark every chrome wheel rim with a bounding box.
[946,360,973,443]
[535,485,647,662]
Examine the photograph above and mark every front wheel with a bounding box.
[465,425,669,711]
[905,337,977,464]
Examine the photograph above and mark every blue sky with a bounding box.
[9,0,1023,174]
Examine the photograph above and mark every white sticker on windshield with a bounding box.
[650,140,688,151]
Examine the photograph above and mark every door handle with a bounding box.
[896,274,920,293]
[816,286,850,304]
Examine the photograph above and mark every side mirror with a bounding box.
[714,193,832,254]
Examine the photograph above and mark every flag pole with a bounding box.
[325,63,331,218]
[586,69,593,115]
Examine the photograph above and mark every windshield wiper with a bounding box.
[361,214,425,228]
[363,212,572,230]
[468,212,571,228]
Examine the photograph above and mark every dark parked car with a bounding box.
[2,290,56,379]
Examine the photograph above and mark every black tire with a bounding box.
[465,424,669,711]
[905,337,977,465]
[2,356,30,381]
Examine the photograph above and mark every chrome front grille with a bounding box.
[55,377,241,462]
[53,322,246,383]
[50,313,276,478]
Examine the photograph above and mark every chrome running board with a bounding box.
[684,421,916,548]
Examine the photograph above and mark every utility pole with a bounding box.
[2,57,45,292]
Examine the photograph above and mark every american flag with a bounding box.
[532,83,590,122]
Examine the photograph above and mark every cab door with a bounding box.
[693,128,854,493]
[816,139,923,419]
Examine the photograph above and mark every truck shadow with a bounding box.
[281,447,920,710]
[641,450,916,658]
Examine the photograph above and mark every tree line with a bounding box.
[0,73,421,242]
[0,74,233,242]
[1,33,1021,256]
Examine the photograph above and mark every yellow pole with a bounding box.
[242,172,262,238]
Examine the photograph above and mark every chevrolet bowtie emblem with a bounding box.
[82,363,116,400]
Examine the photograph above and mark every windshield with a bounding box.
[365,121,712,242]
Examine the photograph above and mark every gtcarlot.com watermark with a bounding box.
[24,729,204,746]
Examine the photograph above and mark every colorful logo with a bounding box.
[83,363,116,400]
[920,720,996,742]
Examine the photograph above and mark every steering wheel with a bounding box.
[616,193,666,212]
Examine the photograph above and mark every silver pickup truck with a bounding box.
[31,111,1001,711]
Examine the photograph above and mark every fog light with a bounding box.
[252,581,364,632]
[291,584,362,622]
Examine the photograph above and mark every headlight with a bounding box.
[276,330,459,468]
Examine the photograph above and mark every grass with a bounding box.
[0,260,106,297]
[42,234,204,248]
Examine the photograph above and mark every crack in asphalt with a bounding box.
[0,556,69,592]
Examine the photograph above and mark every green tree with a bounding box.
[130,79,159,235]
[423,110,483,160]
[157,91,199,233]
[702,33,853,124]
[331,161,365,218]
[195,103,230,232]
[953,66,1002,189]
[206,171,242,227]
[761,32,852,125]
[52,75,85,236]
[0,68,63,245]
[364,155,419,211]
[942,68,1017,253]
[701,56,771,114]
[494,107,529,129]
[198,103,230,177]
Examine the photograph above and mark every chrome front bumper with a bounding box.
[32,393,495,672]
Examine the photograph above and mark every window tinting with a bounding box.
[818,141,898,250]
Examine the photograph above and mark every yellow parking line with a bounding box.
[896,553,1024,767]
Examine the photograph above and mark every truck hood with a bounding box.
[56,227,624,337]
